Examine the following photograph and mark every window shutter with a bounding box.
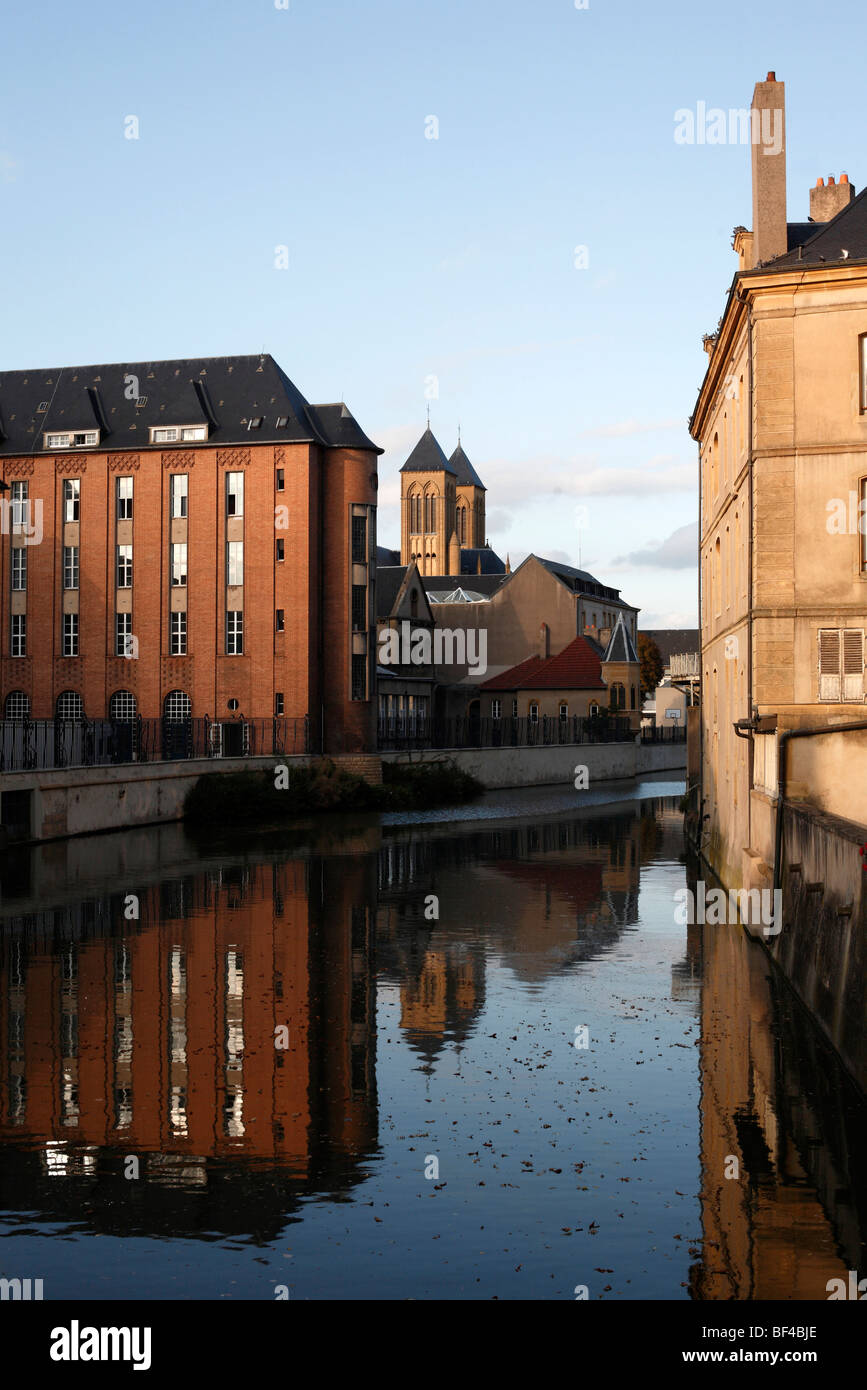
[818,629,841,701]
[843,629,864,702]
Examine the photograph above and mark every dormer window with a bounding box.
[150,425,208,444]
[45,430,99,449]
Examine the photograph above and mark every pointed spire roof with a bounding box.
[603,613,639,664]
[448,442,486,489]
[400,425,456,475]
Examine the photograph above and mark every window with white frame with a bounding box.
[63,478,80,522]
[115,613,133,657]
[62,612,79,657]
[11,547,26,591]
[861,476,867,572]
[818,628,865,702]
[227,541,243,586]
[491,698,502,720]
[63,545,79,590]
[170,543,187,587]
[164,689,191,720]
[56,690,83,720]
[512,698,518,718]
[116,544,133,588]
[10,480,28,529]
[116,476,133,520]
[5,691,29,719]
[170,611,187,655]
[226,472,244,517]
[110,690,137,721]
[46,431,98,449]
[529,701,539,723]
[861,335,867,414]
[151,425,207,444]
[11,614,26,658]
[226,610,243,655]
[559,702,569,720]
[170,474,188,518]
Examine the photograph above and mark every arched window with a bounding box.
[5,691,30,719]
[456,504,467,546]
[528,701,539,723]
[424,491,436,535]
[56,690,84,721]
[410,588,419,617]
[589,702,599,718]
[610,682,625,710]
[409,490,422,534]
[110,690,138,721]
[164,689,192,721]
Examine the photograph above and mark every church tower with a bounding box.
[399,426,456,576]
[448,440,486,555]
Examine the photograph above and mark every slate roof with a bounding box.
[640,629,700,663]
[375,566,409,618]
[448,443,486,489]
[377,545,401,567]
[481,635,606,692]
[399,426,456,475]
[766,186,867,269]
[0,354,382,456]
[459,546,506,575]
[424,573,507,600]
[603,614,639,664]
[535,556,622,602]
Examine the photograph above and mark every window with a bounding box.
[115,613,133,657]
[351,585,366,631]
[5,691,29,719]
[631,686,636,710]
[512,698,518,718]
[491,698,502,720]
[589,703,600,718]
[456,505,467,546]
[276,468,285,491]
[151,425,207,444]
[861,335,867,413]
[170,611,187,656]
[63,545,79,590]
[110,690,137,721]
[529,701,539,723]
[170,543,187,587]
[559,702,569,721]
[56,690,83,720]
[276,538,285,562]
[819,628,864,702]
[116,476,133,520]
[424,493,436,534]
[164,689,191,720]
[226,610,243,655]
[64,478,80,522]
[862,477,867,572]
[227,541,243,586]
[11,614,25,658]
[170,474,188,518]
[11,547,26,591]
[352,515,367,563]
[351,653,366,700]
[46,431,97,449]
[11,481,28,529]
[275,692,284,716]
[409,492,422,534]
[226,472,244,517]
[62,612,79,657]
[275,609,285,633]
[610,682,626,709]
[116,544,133,588]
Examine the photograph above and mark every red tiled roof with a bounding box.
[481,636,606,692]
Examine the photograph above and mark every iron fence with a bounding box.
[0,716,309,773]
[377,714,636,751]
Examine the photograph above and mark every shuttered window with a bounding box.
[819,628,864,702]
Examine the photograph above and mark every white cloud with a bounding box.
[612,521,698,569]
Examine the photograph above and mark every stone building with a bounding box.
[398,426,506,577]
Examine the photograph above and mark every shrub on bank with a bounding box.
[183,758,483,823]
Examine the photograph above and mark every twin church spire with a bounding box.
[399,425,494,577]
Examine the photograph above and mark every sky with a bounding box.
[2,0,865,627]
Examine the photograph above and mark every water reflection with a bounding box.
[0,791,864,1298]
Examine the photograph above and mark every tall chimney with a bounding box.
[750,72,787,266]
[810,173,856,222]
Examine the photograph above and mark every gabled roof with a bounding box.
[603,614,639,664]
[534,555,622,602]
[481,635,606,692]
[399,425,456,475]
[375,562,435,624]
[449,443,486,489]
[640,629,700,663]
[768,186,867,268]
[376,544,401,567]
[0,354,382,456]
[375,565,409,618]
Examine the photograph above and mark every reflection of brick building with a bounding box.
[0,355,381,752]
[0,857,377,1179]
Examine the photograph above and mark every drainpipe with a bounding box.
[772,721,867,900]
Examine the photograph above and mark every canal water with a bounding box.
[0,776,864,1300]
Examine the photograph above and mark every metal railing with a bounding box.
[378,714,636,751]
[639,724,687,744]
[0,716,309,773]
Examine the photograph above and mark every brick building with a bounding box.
[0,355,381,754]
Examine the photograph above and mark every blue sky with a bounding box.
[2,0,863,626]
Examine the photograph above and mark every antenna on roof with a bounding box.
[457,421,461,444]
[426,402,430,427]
